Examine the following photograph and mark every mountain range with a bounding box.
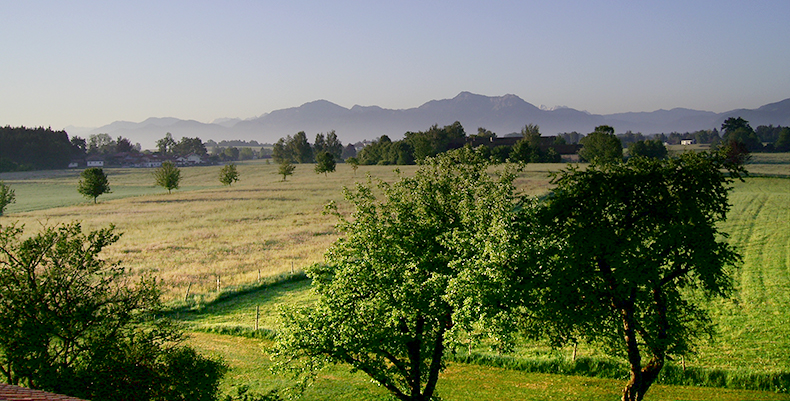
[66,92,790,149]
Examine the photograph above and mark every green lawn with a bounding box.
[186,331,790,401]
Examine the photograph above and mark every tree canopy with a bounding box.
[579,125,623,164]
[627,139,667,159]
[274,148,522,401]
[534,151,744,401]
[0,126,74,172]
[0,222,226,400]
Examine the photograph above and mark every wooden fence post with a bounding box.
[255,305,260,331]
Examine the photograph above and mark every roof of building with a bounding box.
[0,383,88,401]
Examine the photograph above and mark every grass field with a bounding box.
[1,156,789,400]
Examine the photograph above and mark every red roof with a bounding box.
[0,383,88,401]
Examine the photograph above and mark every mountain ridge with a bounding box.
[79,93,790,149]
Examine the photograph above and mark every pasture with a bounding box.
[1,156,789,400]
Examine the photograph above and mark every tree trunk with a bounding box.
[620,288,643,401]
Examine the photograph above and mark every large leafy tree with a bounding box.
[579,125,623,164]
[535,152,744,401]
[0,222,226,400]
[721,117,761,151]
[274,148,521,401]
[77,167,111,203]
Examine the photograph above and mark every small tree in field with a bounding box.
[0,182,14,216]
[78,167,111,203]
[278,161,295,181]
[346,156,359,175]
[313,151,336,177]
[219,163,239,186]
[535,151,745,401]
[154,161,181,193]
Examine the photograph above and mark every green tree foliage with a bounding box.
[535,151,744,401]
[219,163,240,186]
[274,148,520,401]
[473,127,496,139]
[277,161,295,181]
[157,132,177,155]
[627,139,667,159]
[775,127,790,152]
[0,126,73,171]
[70,136,87,158]
[404,121,466,162]
[172,136,208,157]
[313,151,336,177]
[0,222,226,400]
[356,135,408,165]
[154,161,181,193]
[239,147,255,160]
[721,117,761,151]
[0,182,14,216]
[579,125,623,164]
[77,167,111,203]
[323,130,344,161]
[508,124,560,163]
[289,131,313,163]
[346,156,359,175]
[272,137,292,164]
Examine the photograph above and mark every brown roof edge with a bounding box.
[0,383,89,401]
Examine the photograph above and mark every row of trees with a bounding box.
[272,131,344,164]
[155,132,209,157]
[0,126,75,171]
[274,145,746,401]
[76,162,241,204]
[354,122,466,165]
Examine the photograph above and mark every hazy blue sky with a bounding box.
[2,1,789,129]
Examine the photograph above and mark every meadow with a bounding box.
[1,155,789,400]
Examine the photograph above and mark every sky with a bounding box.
[1,1,789,130]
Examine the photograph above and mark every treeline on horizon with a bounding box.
[2,118,790,172]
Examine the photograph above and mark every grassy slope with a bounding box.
[694,177,790,371]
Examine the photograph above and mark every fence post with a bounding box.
[255,305,260,331]
[184,282,192,302]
